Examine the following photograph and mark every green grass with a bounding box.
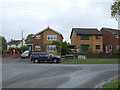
[63,58,119,63]
[101,81,120,90]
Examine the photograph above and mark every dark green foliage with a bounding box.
[20,45,28,52]
[111,1,120,20]
[87,47,93,54]
[0,36,7,51]
[52,41,70,55]
[26,34,34,41]
[17,48,22,53]
[61,41,70,55]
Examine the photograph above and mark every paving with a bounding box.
[2,57,119,89]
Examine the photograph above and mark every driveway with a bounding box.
[2,57,119,89]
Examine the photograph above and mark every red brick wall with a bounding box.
[101,28,120,52]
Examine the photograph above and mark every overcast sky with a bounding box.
[0,0,118,42]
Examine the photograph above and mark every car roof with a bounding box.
[32,52,49,54]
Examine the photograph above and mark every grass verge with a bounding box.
[101,81,120,90]
[63,58,119,63]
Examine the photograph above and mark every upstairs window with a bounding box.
[35,35,41,39]
[16,44,18,46]
[115,34,119,38]
[81,35,89,40]
[96,36,100,39]
[47,35,57,40]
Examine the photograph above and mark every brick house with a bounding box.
[33,27,63,55]
[100,27,120,53]
[70,28,103,53]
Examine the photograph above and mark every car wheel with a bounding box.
[34,59,39,63]
[53,59,58,63]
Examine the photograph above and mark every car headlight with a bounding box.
[57,56,60,58]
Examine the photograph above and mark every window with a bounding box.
[108,45,112,50]
[80,44,89,52]
[35,35,41,39]
[115,34,119,38]
[96,45,100,49]
[96,36,100,39]
[116,45,120,49]
[47,45,56,51]
[47,35,57,40]
[81,35,89,40]
[35,46,41,51]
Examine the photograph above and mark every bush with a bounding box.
[20,46,28,52]
[87,47,93,54]
[17,48,22,53]
[6,50,10,54]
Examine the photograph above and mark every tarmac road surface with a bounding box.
[2,57,119,89]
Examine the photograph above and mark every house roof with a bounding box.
[102,27,120,35]
[34,26,64,39]
[70,28,103,38]
[25,40,33,45]
[8,40,22,45]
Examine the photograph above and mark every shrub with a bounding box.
[20,45,28,52]
[87,47,93,54]
[6,50,10,53]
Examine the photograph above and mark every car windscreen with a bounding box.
[23,51,29,54]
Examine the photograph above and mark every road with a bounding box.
[2,57,119,89]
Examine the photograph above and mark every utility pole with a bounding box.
[21,30,24,46]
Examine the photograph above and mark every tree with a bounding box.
[111,1,120,20]
[0,36,7,52]
[20,45,28,52]
[52,41,61,54]
[52,41,70,55]
[26,34,34,41]
[87,47,93,54]
[61,41,70,55]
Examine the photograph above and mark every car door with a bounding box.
[40,52,50,61]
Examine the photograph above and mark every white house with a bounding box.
[7,40,25,49]
[118,14,120,29]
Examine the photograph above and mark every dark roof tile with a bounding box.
[8,40,22,45]
[102,27,120,35]
[72,28,102,35]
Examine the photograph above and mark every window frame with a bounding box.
[35,45,41,51]
[35,35,41,39]
[47,45,56,52]
[47,35,57,40]
[96,36,100,39]
[80,35,89,40]
[96,45,100,49]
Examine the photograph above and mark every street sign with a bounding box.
[78,55,86,60]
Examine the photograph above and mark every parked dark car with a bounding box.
[21,50,32,59]
[30,52,61,63]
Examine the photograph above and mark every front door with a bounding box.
[81,44,89,52]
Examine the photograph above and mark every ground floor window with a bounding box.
[108,45,112,50]
[47,45,56,51]
[116,45,120,49]
[35,45,41,51]
[96,45,100,49]
[80,44,89,52]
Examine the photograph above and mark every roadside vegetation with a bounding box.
[101,77,120,90]
[63,58,119,63]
